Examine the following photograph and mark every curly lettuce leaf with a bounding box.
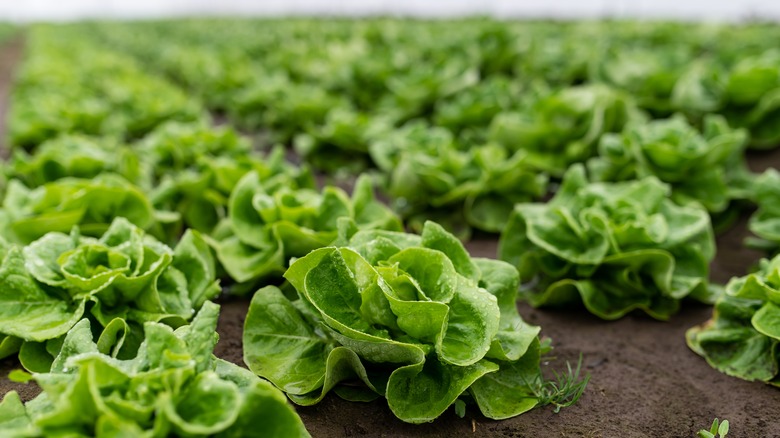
[489,84,643,176]
[588,114,749,213]
[0,302,310,437]
[500,164,715,320]
[216,172,401,285]
[0,217,219,369]
[244,221,545,423]
[687,254,780,385]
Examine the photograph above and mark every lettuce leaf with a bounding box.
[588,114,750,213]
[687,255,780,385]
[488,84,644,176]
[215,172,401,286]
[0,302,309,437]
[499,164,715,320]
[0,217,219,368]
[244,221,546,423]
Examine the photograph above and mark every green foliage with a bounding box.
[0,302,309,437]
[698,418,730,438]
[371,122,548,235]
[139,122,314,236]
[748,169,780,253]
[499,164,715,320]
[3,134,139,188]
[489,84,644,176]
[243,221,585,423]
[9,26,203,150]
[687,254,780,385]
[215,173,401,286]
[722,51,780,149]
[0,174,156,244]
[588,114,750,213]
[0,217,219,370]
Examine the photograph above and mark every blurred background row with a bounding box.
[3,0,780,22]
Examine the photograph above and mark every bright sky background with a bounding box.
[1,0,779,22]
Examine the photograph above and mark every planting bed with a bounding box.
[2,23,780,437]
[214,175,780,438]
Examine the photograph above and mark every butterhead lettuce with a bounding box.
[499,164,715,320]
[243,221,549,423]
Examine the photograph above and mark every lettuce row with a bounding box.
[488,84,644,176]
[0,302,309,437]
[139,122,314,237]
[0,217,219,372]
[687,255,780,386]
[243,221,547,423]
[588,114,750,213]
[9,25,203,150]
[369,122,547,236]
[215,172,401,286]
[0,174,158,245]
[499,164,715,320]
[2,134,140,189]
[1,123,313,244]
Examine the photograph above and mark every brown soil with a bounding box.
[2,35,780,438]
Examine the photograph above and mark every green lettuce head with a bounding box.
[0,302,309,437]
[244,221,553,423]
[748,169,780,253]
[499,164,715,320]
[588,114,750,213]
[0,174,156,244]
[215,172,401,287]
[488,84,643,176]
[0,217,220,371]
[687,255,780,386]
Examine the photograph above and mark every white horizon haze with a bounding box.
[0,0,779,23]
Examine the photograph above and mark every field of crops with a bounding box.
[1,19,780,437]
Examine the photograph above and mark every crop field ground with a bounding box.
[1,20,780,438]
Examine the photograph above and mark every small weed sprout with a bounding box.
[524,352,590,413]
[697,418,729,438]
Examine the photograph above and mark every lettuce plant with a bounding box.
[747,169,780,253]
[369,122,547,236]
[670,59,727,119]
[3,134,140,188]
[488,84,643,176]
[722,50,780,149]
[293,107,391,173]
[687,255,780,386]
[379,60,479,124]
[432,76,523,138]
[499,164,715,320]
[140,122,314,236]
[0,174,156,244]
[243,221,571,423]
[9,26,203,150]
[588,114,750,213]
[0,217,220,372]
[0,302,310,437]
[590,46,692,115]
[229,73,348,143]
[215,173,401,286]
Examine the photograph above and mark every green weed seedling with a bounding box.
[697,418,729,438]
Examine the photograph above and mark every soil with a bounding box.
[1,36,780,438]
